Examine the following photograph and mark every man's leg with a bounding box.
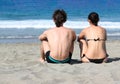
[40,40,50,62]
[79,39,89,62]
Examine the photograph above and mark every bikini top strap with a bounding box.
[87,37,105,41]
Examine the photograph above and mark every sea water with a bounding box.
[0,0,120,43]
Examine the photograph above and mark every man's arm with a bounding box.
[38,32,47,41]
[72,31,76,41]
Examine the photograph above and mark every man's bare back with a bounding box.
[40,27,76,60]
[39,9,76,63]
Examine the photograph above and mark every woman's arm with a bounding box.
[77,29,85,42]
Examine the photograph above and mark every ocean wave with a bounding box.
[0,33,120,39]
[0,36,37,39]
[107,33,120,36]
[0,20,120,29]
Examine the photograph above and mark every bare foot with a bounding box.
[39,58,45,63]
[81,57,90,63]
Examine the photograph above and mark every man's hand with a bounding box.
[39,57,45,63]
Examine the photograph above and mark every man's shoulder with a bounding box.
[45,27,55,32]
[64,27,75,32]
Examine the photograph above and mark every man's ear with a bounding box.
[88,19,92,24]
[53,18,56,23]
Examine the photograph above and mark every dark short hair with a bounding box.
[52,9,67,27]
[88,12,99,26]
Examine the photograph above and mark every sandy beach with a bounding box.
[0,40,120,84]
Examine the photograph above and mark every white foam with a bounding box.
[0,20,54,29]
[99,22,120,29]
[0,35,37,39]
[0,19,120,29]
[107,32,120,36]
